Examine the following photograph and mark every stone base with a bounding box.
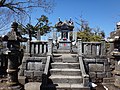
[25,82,41,90]
[103,77,114,83]
[0,83,23,90]
[43,83,90,90]
[18,76,26,85]
[6,85,23,90]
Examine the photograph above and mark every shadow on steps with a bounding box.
[40,78,58,90]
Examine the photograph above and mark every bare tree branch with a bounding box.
[0,0,55,33]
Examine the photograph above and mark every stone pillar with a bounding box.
[36,43,38,54]
[37,30,41,40]
[77,39,82,56]
[44,44,47,53]
[68,32,70,41]
[101,39,106,55]
[60,32,62,40]
[26,40,30,53]
[7,51,19,83]
[31,43,34,54]
[74,31,77,42]
[6,50,23,90]
[53,31,57,41]
[47,38,53,55]
[110,42,114,53]
[83,75,89,87]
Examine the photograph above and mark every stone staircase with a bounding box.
[46,53,90,90]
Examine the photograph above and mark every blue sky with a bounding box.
[32,0,120,38]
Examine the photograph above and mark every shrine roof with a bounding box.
[55,20,74,31]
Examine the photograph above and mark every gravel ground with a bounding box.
[92,83,105,90]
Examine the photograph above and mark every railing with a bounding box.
[78,39,106,56]
[26,40,48,56]
[26,38,53,56]
[83,42,101,55]
[42,55,51,86]
[79,56,89,86]
[41,38,53,89]
[77,39,89,86]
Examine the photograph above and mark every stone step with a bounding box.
[57,49,71,53]
[63,59,78,63]
[52,54,78,63]
[52,57,63,62]
[50,69,82,76]
[53,58,78,63]
[49,75,83,84]
[46,83,90,90]
[51,62,80,69]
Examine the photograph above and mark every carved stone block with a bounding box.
[97,72,106,78]
[27,62,35,70]
[24,70,34,77]
[114,75,120,87]
[89,64,104,72]
[89,72,96,78]
[115,61,120,71]
[34,71,43,77]
[34,62,43,71]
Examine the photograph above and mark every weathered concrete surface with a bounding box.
[25,82,41,90]
[51,62,80,69]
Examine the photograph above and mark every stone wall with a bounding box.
[83,57,110,82]
[19,57,47,82]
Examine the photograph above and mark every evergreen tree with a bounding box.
[76,18,105,42]
[18,15,51,39]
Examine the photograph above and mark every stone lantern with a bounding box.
[110,22,120,88]
[1,22,27,90]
